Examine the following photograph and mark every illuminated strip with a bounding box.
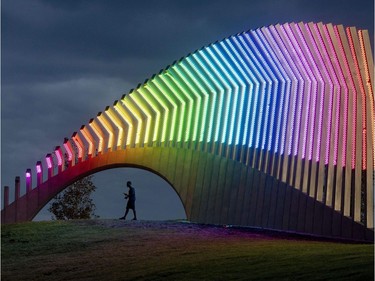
[272,25,304,157]
[184,54,215,144]
[211,43,240,147]
[167,65,194,143]
[256,28,288,155]
[180,51,206,141]
[105,106,125,148]
[203,47,233,145]
[160,72,184,143]
[122,94,144,146]
[358,30,375,169]
[35,161,43,185]
[347,28,365,222]
[251,30,288,155]
[129,91,152,145]
[241,32,272,152]
[273,25,304,158]
[45,154,53,169]
[348,29,367,170]
[241,32,265,149]
[144,81,171,143]
[25,168,32,192]
[153,76,179,142]
[293,23,319,161]
[97,112,115,150]
[54,146,64,170]
[346,28,361,169]
[247,37,278,153]
[184,56,210,144]
[114,100,134,146]
[26,169,31,178]
[333,26,350,167]
[179,60,203,142]
[245,31,268,151]
[321,24,341,166]
[194,50,225,144]
[63,138,74,165]
[89,118,105,153]
[228,36,256,148]
[136,86,159,145]
[358,29,375,228]
[316,24,334,166]
[285,23,313,160]
[80,125,95,156]
[222,38,252,148]
[305,23,328,163]
[325,25,348,167]
[36,162,42,174]
[72,132,84,160]
[164,71,189,144]
[336,26,357,169]
[137,87,161,143]
[358,30,372,170]
[260,27,296,156]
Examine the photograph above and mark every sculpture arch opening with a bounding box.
[32,164,188,221]
[92,168,187,221]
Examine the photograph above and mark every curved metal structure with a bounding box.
[2,22,374,241]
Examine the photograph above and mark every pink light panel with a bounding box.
[64,139,73,162]
[45,154,53,169]
[36,164,42,174]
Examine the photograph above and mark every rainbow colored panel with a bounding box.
[33,22,375,229]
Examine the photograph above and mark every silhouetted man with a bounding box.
[119,181,137,220]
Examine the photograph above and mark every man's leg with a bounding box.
[119,208,129,220]
[132,209,137,220]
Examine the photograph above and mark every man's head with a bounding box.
[127,181,132,188]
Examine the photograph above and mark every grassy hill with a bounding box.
[1,220,374,280]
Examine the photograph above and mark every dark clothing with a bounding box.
[126,187,136,210]
[126,199,135,210]
[128,187,136,201]
[120,184,137,220]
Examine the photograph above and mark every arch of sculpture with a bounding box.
[2,22,374,242]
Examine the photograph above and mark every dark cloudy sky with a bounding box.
[2,0,373,221]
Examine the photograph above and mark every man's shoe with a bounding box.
[119,217,125,220]
[132,218,137,221]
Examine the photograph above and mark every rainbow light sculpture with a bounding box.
[2,22,374,241]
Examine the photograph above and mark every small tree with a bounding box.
[48,175,98,220]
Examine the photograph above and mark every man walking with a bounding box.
[119,181,137,220]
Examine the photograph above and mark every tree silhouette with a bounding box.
[48,141,98,220]
[48,175,98,220]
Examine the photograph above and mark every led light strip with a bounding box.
[114,100,134,146]
[97,112,115,151]
[244,32,273,153]
[105,106,125,149]
[224,38,255,148]
[80,125,95,156]
[72,131,85,160]
[89,118,105,153]
[251,30,289,156]
[358,30,374,169]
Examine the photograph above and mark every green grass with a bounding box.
[1,220,374,280]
